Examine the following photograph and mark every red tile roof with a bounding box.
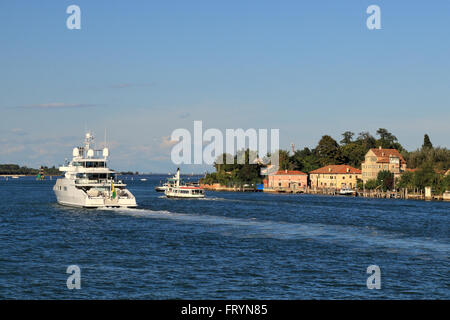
[369,148,406,164]
[309,164,361,174]
[272,170,307,175]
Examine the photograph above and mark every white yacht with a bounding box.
[53,133,137,208]
[164,168,205,198]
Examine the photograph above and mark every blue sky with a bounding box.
[1,1,449,173]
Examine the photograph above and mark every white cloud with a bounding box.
[160,135,178,149]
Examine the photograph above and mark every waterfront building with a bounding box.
[309,165,362,190]
[266,170,308,191]
[361,147,407,183]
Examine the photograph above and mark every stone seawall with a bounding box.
[200,184,450,201]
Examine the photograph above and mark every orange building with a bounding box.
[266,170,308,190]
[361,147,407,183]
[309,165,362,190]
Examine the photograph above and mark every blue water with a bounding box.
[0,175,448,299]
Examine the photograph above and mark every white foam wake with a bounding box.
[103,207,449,257]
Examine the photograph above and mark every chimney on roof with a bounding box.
[328,167,332,172]
[346,168,350,173]
[285,169,287,173]
[379,146,382,150]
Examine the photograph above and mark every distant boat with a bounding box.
[140,178,147,182]
[155,183,168,192]
[11,176,19,179]
[155,182,169,192]
[164,168,205,198]
[339,188,356,196]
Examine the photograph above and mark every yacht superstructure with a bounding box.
[53,133,137,208]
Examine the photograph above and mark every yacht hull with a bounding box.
[54,178,137,208]
[165,194,205,199]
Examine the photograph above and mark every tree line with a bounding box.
[0,164,60,175]
[202,129,450,193]
[201,149,263,187]
[281,128,405,172]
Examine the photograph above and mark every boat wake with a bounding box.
[197,196,227,201]
[105,207,449,258]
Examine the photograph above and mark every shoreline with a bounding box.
[0,174,60,177]
[201,184,450,202]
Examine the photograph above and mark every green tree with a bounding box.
[365,179,378,190]
[290,148,320,173]
[437,175,450,194]
[203,149,263,187]
[422,134,433,149]
[356,178,364,189]
[340,131,354,145]
[357,131,377,149]
[403,147,450,170]
[413,162,439,190]
[315,135,344,166]
[375,128,403,150]
[214,153,235,173]
[377,170,394,191]
[278,149,294,170]
[340,142,367,168]
[397,171,415,190]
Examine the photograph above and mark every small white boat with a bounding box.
[140,178,147,182]
[155,182,169,192]
[339,188,356,196]
[164,168,205,198]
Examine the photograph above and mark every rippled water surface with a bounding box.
[0,175,448,299]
